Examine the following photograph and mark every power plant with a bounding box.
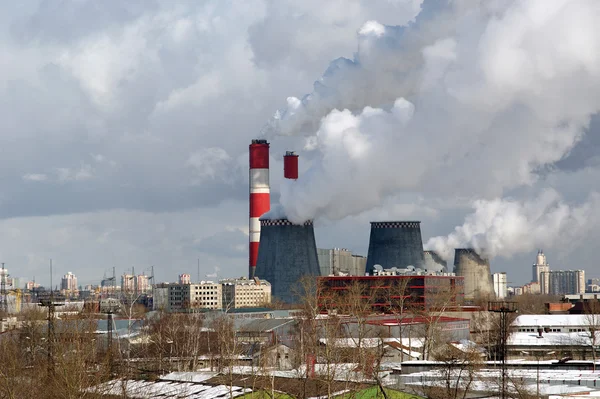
[248,140,494,304]
[365,221,425,275]
[254,219,321,303]
[453,248,494,300]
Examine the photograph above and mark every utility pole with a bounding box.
[38,259,64,376]
[488,301,518,399]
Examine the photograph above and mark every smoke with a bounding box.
[426,190,600,261]
[264,0,600,258]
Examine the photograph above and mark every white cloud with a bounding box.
[22,173,48,182]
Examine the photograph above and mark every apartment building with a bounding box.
[167,281,222,312]
[221,278,271,309]
[541,270,585,295]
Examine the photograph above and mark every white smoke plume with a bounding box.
[265,1,600,234]
[425,190,600,261]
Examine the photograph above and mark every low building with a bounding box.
[221,277,271,309]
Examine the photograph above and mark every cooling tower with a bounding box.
[254,219,321,304]
[453,248,495,300]
[249,139,270,279]
[365,221,425,274]
[423,250,447,273]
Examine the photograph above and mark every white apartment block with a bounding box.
[221,278,271,309]
[61,272,78,293]
[493,272,507,299]
[167,281,222,312]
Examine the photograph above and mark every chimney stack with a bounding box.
[249,139,270,279]
[283,151,299,180]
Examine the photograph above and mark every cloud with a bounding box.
[22,173,48,182]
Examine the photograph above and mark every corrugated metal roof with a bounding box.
[238,318,296,333]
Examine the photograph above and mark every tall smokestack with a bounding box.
[249,139,270,279]
[365,221,425,274]
[254,219,320,303]
[453,248,494,301]
[283,151,299,180]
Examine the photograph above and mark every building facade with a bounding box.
[493,272,508,299]
[61,272,78,294]
[532,249,550,285]
[221,278,271,309]
[541,270,585,295]
[317,248,367,276]
[317,274,464,312]
[167,281,222,312]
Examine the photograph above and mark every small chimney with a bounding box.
[283,151,299,180]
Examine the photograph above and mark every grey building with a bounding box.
[541,270,585,295]
[318,248,367,276]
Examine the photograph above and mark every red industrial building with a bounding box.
[317,274,464,312]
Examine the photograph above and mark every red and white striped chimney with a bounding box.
[249,139,270,279]
[283,151,299,180]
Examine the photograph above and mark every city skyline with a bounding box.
[2,2,600,286]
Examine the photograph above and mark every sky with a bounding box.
[2,0,600,288]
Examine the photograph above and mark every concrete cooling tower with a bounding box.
[254,219,321,304]
[453,248,494,300]
[365,221,425,275]
[423,250,447,273]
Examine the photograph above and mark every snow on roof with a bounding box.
[160,372,218,383]
[513,314,595,327]
[87,379,251,398]
[509,331,600,346]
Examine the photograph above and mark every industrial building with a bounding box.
[254,219,321,304]
[365,221,425,274]
[317,248,366,276]
[453,248,494,301]
[423,250,447,272]
[221,277,271,309]
[317,273,464,312]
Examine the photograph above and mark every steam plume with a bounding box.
[425,190,600,260]
[263,0,600,261]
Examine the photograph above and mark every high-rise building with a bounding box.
[61,272,78,295]
[541,270,585,295]
[121,274,150,294]
[493,272,508,299]
[317,248,367,276]
[221,277,271,309]
[532,250,550,287]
